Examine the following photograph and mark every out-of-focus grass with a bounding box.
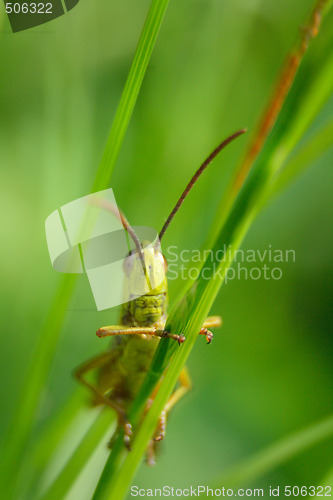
[0,0,171,497]
[207,414,333,493]
[0,0,332,499]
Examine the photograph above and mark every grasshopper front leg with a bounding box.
[96,325,186,344]
[200,315,222,343]
[96,316,221,345]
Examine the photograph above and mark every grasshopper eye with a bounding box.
[123,252,135,275]
[163,255,168,272]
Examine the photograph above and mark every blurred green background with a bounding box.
[0,0,332,498]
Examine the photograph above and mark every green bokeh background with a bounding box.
[0,0,332,498]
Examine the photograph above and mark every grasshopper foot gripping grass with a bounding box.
[75,129,245,464]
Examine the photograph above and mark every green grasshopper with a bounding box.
[75,129,245,465]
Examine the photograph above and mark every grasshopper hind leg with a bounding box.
[145,367,192,465]
[107,420,133,451]
[145,316,221,462]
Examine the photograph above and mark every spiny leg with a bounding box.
[142,397,167,443]
[107,422,133,451]
[146,439,156,467]
[200,315,222,343]
[153,410,166,442]
[144,318,220,463]
[145,367,193,465]
[74,352,132,448]
[96,325,185,345]
[164,366,193,414]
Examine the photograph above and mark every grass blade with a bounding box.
[41,408,113,500]
[320,466,333,490]
[264,118,333,205]
[0,0,171,497]
[18,390,83,499]
[206,414,333,491]
[90,3,332,499]
[92,0,170,192]
[207,0,332,248]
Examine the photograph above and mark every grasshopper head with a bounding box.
[123,241,167,298]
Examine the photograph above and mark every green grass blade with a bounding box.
[206,0,332,250]
[267,48,333,178]
[92,204,257,500]
[320,466,333,490]
[263,118,333,206]
[92,0,170,192]
[0,0,171,497]
[41,408,113,500]
[0,273,78,499]
[206,414,333,491]
[91,141,264,500]
[18,390,83,499]
[91,3,332,499]
[171,3,333,304]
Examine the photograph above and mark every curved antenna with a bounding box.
[91,198,147,276]
[158,129,247,242]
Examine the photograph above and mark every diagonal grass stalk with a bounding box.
[41,408,113,500]
[207,414,333,492]
[172,0,332,308]
[0,0,171,497]
[93,160,269,500]
[207,0,332,250]
[92,0,170,192]
[90,2,332,499]
[320,466,333,490]
[262,118,333,207]
[18,390,84,499]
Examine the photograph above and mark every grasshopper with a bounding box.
[75,129,245,465]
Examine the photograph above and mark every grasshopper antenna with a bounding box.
[158,129,247,242]
[91,198,149,283]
